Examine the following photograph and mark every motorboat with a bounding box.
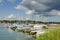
[33,24,48,30]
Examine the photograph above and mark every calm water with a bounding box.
[0,26,35,40]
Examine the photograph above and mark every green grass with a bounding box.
[36,28,60,40]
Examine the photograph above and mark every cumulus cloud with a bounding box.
[49,10,60,16]
[3,14,16,20]
[25,10,36,14]
[15,0,60,17]
[15,5,28,10]
[15,3,37,14]
[7,14,16,19]
[4,14,21,20]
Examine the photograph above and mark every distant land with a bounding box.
[0,20,60,24]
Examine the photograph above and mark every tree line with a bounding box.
[0,20,60,24]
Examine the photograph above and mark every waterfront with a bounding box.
[0,24,35,40]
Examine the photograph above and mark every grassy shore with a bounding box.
[36,27,60,40]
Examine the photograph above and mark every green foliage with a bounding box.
[36,28,60,40]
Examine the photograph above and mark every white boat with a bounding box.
[30,30,45,36]
[8,23,20,29]
[33,24,48,30]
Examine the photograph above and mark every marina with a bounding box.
[0,21,60,40]
[8,23,48,37]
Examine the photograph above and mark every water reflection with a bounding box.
[0,24,36,40]
[8,28,14,33]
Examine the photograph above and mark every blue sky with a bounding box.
[0,0,26,20]
[0,0,22,16]
[0,0,60,22]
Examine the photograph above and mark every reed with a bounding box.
[36,28,60,40]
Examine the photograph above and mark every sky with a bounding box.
[0,0,60,22]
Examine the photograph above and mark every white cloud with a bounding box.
[4,14,16,20]
[15,0,50,20]
[31,1,37,4]
[49,10,60,16]
[26,18,30,20]
[19,0,60,16]
[15,4,37,14]
[15,5,28,10]
[3,14,22,20]
[15,0,60,17]
[7,14,16,19]
[26,10,35,14]
[21,0,50,11]
[14,0,60,21]
[15,0,50,15]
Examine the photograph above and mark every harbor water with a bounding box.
[0,23,36,40]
